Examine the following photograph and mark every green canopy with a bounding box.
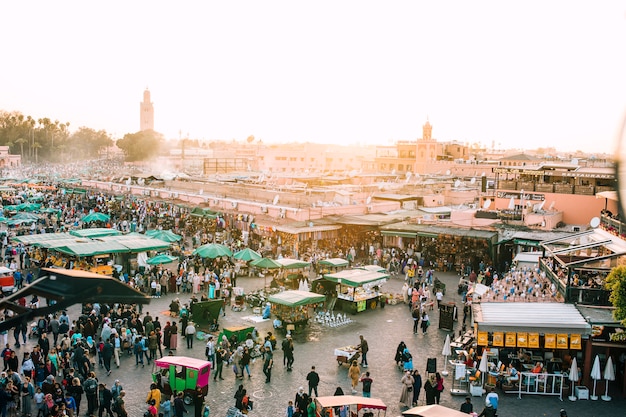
[53,241,129,257]
[274,258,311,269]
[318,258,349,267]
[323,269,388,287]
[190,207,220,219]
[13,233,73,245]
[268,290,326,307]
[5,203,41,212]
[250,257,282,269]
[70,228,120,238]
[233,248,262,262]
[146,254,178,265]
[192,243,232,258]
[145,229,183,242]
[82,212,110,223]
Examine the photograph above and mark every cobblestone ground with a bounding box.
[29,270,625,417]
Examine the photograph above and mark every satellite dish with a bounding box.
[538,200,545,211]
[405,172,412,180]
[258,174,265,183]
[590,217,600,228]
[454,180,461,188]
[366,196,372,205]
[548,201,555,210]
[391,169,396,175]
[470,177,476,184]
[481,172,486,177]
[125,178,131,186]
[445,170,451,176]
[273,195,280,206]
[483,199,491,209]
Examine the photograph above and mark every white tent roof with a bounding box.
[473,302,591,335]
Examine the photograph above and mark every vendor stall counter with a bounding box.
[323,269,388,314]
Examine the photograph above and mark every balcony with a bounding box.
[535,183,554,193]
[574,185,595,195]
[567,286,611,306]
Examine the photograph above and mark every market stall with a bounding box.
[314,395,387,417]
[274,258,311,289]
[472,302,591,398]
[318,258,349,275]
[323,269,388,314]
[268,290,326,332]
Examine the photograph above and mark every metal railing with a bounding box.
[517,371,565,400]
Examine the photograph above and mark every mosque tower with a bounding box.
[140,88,154,131]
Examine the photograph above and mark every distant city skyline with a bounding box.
[1,1,625,154]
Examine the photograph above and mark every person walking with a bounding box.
[212,349,224,381]
[83,372,99,416]
[240,347,251,378]
[263,346,273,383]
[98,383,114,417]
[66,377,84,416]
[185,322,195,349]
[348,360,361,394]
[173,392,187,417]
[283,335,294,371]
[357,335,368,368]
[434,372,444,404]
[424,375,436,405]
[412,307,420,334]
[306,366,319,397]
[102,338,114,376]
[411,369,422,406]
[360,371,373,398]
[192,386,204,417]
[399,370,414,407]
[420,312,430,335]
[460,396,473,414]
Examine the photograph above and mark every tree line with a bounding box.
[0,110,163,162]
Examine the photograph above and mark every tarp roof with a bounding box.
[596,190,618,201]
[268,290,326,307]
[473,302,591,335]
[274,258,311,269]
[70,228,121,238]
[318,258,349,267]
[324,269,388,287]
[13,233,73,244]
[315,395,387,410]
[381,222,498,240]
[275,223,342,234]
[540,228,626,268]
[403,404,469,417]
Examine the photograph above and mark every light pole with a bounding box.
[519,189,524,223]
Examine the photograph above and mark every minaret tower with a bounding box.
[140,88,154,131]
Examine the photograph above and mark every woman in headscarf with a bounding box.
[402,348,413,371]
[232,346,244,379]
[424,374,437,405]
[399,370,414,407]
[348,360,361,394]
[395,341,407,367]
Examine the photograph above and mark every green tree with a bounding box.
[67,127,113,159]
[116,130,163,161]
[15,137,27,157]
[605,265,626,325]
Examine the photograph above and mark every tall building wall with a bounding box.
[140,89,154,131]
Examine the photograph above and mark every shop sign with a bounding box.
[570,334,582,350]
[477,331,489,346]
[545,334,556,349]
[505,332,517,347]
[556,334,569,349]
[517,332,528,348]
[528,333,539,348]
[492,332,504,347]
[591,325,626,343]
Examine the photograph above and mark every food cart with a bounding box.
[152,356,210,405]
[274,258,311,289]
[318,258,349,275]
[315,395,387,417]
[323,269,388,314]
[334,345,360,366]
[268,290,326,332]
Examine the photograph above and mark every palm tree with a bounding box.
[33,142,41,163]
[15,137,26,158]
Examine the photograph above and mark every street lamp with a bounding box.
[519,189,524,223]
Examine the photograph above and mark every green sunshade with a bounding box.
[190,207,219,219]
[146,254,179,265]
[145,229,182,242]
[233,248,262,262]
[250,257,282,269]
[70,228,120,238]
[82,212,110,223]
[274,258,311,269]
[192,243,232,258]
[318,258,349,267]
[98,235,171,252]
[323,269,389,287]
[53,241,129,257]
[268,290,326,307]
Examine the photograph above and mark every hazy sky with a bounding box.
[2,1,625,154]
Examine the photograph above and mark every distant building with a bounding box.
[140,89,154,131]
[0,146,21,168]
[373,120,470,174]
